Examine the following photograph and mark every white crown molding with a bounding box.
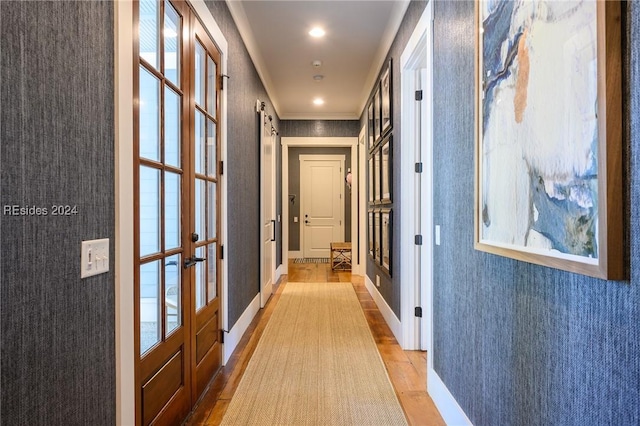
[225,0,283,117]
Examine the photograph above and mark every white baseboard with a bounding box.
[364,275,402,343]
[288,250,302,258]
[275,264,283,283]
[428,368,473,426]
[223,293,260,364]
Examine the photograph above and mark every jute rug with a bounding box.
[220,282,408,425]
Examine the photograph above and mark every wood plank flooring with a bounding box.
[185,262,445,426]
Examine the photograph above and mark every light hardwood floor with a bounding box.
[185,261,445,425]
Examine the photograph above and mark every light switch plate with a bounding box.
[81,238,109,278]
[435,225,441,246]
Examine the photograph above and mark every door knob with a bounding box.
[184,256,206,269]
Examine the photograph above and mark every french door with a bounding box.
[134,1,222,424]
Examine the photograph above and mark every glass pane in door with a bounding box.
[139,0,159,69]
[207,181,216,239]
[207,119,216,177]
[207,244,216,302]
[165,172,180,249]
[195,111,205,174]
[195,42,205,106]
[165,87,181,167]
[140,166,160,256]
[165,254,181,336]
[195,246,206,310]
[195,179,206,241]
[140,260,161,354]
[164,1,180,86]
[139,67,160,161]
[207,55,217,115]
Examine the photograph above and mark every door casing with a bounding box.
[399,1,433,356]
[281,137,360,274]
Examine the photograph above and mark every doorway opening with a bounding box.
[399,1,433,356]
[281,137,361,275]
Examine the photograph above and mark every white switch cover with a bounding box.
[81,238,109,278]
[294,217,298,223]
[435,225,441,246]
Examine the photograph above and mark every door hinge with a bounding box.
[415,90,423,101]
[220,74,230,90]
[415,162,423,173]
[415,307,423,318]
[219,160,224,175]
[415,235,423,245]
[220,245,224,260]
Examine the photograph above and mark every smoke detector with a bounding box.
[312,60,322,68]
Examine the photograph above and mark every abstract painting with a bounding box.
[475,0,624,279]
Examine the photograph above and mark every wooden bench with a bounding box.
[330,242,352,271]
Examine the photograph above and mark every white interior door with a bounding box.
[260,108,276,307]
[300,155,344,258]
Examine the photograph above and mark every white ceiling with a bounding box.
[226,0,410,120]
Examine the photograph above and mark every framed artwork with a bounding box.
[380,208,392,275]
[373,84,381,142]
[368,210,375,259]
[368,156,374,203]
[368,102,375,150]
[373,147,381,203]
[380,59,392,135]
[475,1,624,279]
[380,135,392,203]
[374,209,381,263]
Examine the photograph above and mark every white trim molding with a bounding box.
[223,294,261,363]
[399,0,434,354]
[281,137,360,275]
[428,369,473,426]
[114,2,135,424]
[364,276,402,342]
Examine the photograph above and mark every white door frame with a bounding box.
[114,1,229,424]
[400,1,433,354]
[281,137,360,275]
[299,155,345,258]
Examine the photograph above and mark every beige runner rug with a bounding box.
[221,282,408,426]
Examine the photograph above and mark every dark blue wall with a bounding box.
[432,1,639,424]
[1,1,115,424]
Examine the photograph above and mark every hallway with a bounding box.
[185,261,444,425]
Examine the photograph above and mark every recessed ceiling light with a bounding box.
[309,27,326,38]
[313,98,325,106]
[313,75,324,81]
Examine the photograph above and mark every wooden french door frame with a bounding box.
[133,1,223,424]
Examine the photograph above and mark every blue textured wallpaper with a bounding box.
[1,1,115,424]
[432,1,639,424]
